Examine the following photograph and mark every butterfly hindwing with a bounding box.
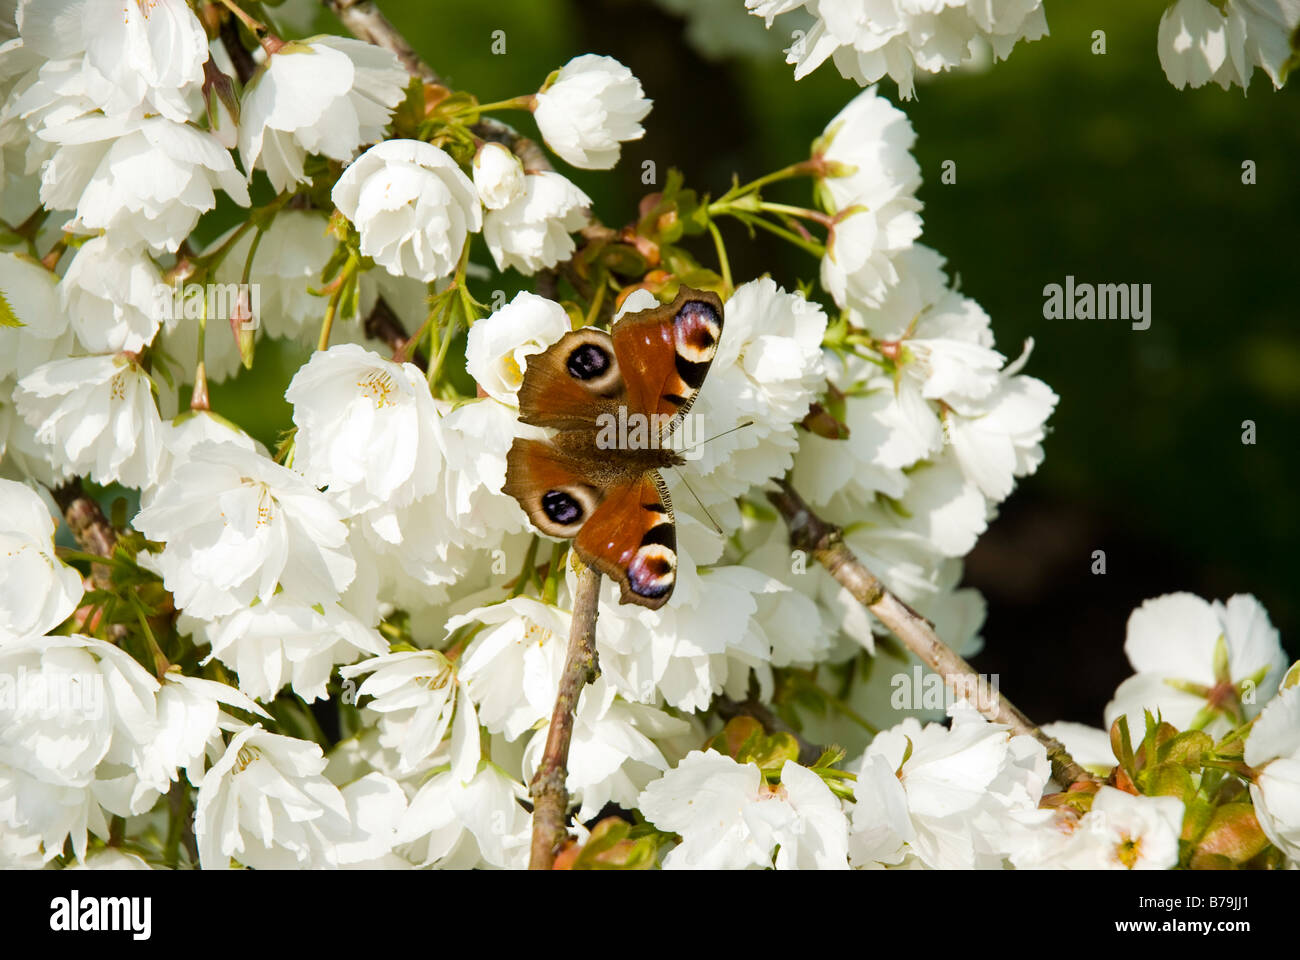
[574,472,677,610]
[502,438,603,539]
[611,286,724,437]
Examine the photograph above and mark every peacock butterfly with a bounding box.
[503,286,725,609]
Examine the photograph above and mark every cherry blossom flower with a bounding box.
[472,141,525,210]
[465,291,574,405]
[532,54,652,169]
[1105,592,1287,737]
[638,751,850,869]
[15,353,163,489]
[483,170,590,275]
[750,0,1049,99]
[287,344,444,515]
[1245,684,1300,860]
[188,595,386,704]
[132,442,356,619]
[0,478,83,644]
[59,235,164,353]
[0,634,159,861]
[238,35,408,192]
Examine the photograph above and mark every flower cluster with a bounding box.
[745,0,1300,95]
[746,0,1048,98]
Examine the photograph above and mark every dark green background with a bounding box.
[230,0,1296,725]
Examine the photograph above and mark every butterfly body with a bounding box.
[503,287,725,609]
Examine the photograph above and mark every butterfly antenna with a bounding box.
[668,467,723,535]
[681,419,756,454]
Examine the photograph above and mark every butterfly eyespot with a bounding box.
[674,301,722,364]
[541,489,584,525]
[566,343,611,380]
[627,544,676,598]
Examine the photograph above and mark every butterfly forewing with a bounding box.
[515,328,626,431]
[611,287,724,438]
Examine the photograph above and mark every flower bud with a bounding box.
[473,142,525,210]
[229,287,257,369]
[1189,803,1271,868]
[203,59,240,151]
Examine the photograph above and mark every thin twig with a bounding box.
[766,478,1098,789]
[320,0,436,83]
[528,558,602,869]
[50,478,118,591]
[365,295,427,370]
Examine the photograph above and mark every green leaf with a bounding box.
[812,745,847,770]
[1145,762,1196,804]
[1158,729,1214,769]
[1110,715,1137,781]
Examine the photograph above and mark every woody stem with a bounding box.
[766,478,1098,790]
[528,558,602,868]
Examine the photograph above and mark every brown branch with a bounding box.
[218,13,257,85]
[363,295,426,370]
[50,478,118,591]
[529,558,602,869]
[766,478,1098,790]
[321,0,436,83]
[319,0,551,172]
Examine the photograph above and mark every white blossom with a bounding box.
[1158,0,1300,91]
[1105,592,1286,738]
[1061,787,1185,870]
[454,596,572,740]
[287,344,443,514]
[522,678,691,821]
[132,442,355,619]
[638,751,850,869]
[0,251,73,381]
[532,54,652,169]
[195,725,353,869]
[946,368,1057,502]
[751,0,1049,99]
[1245,685,1300,860]
[79,0,208,122]
[355,397,527,599]
[340,649,480,779]
[60,235,164,353]
[137,674,268,794]
[472,141,525,210]
[0,634,159,861]
[39,114,249,253]
[188,596,386,704]
[397,761,531,868]
[15,353,163,488]
[0,478,83,644]
[464,290,570,404]
[815,87,923,309]
[332,139,481,282]
[239,35,408,192]
[847,703,1049,869]
[483,170,590,275]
